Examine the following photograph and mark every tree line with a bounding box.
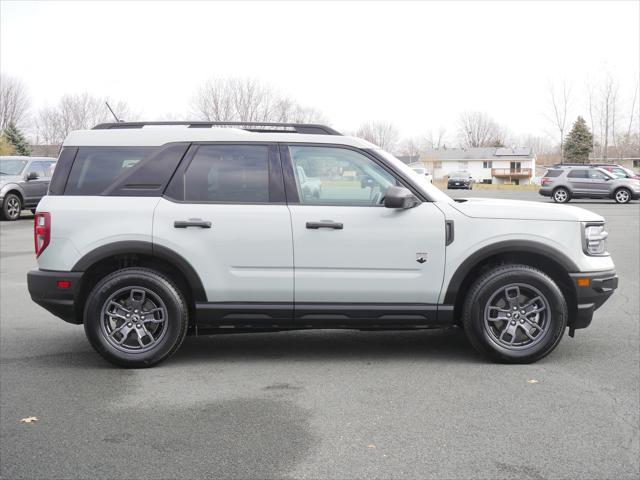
[0,72,638,164]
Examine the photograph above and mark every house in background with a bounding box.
[411,147,537,184]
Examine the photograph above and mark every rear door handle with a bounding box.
[306,221,343,230]
[174,220,212,229]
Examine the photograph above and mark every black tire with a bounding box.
[1,193,22,221]
[83,268,188,368]
[614,187,631,204]
[552,187,571,203]
[462,264,567,363]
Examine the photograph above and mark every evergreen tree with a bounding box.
[1,122,31,156]
[0,136,15,155]
[563,116,593,163]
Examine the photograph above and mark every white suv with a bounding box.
[27,122,618,367]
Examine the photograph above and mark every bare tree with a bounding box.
[599,74,618,160]
[355,121,399,151]
[457,112,506,148]
[398,136,425,159]
[192,78,327,124]
[547,80,572,161]
[35,93,135,145]
[426,127,447,149]
[0,74,30,131]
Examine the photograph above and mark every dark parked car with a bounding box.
[0,156,57,220]
[539,166,640,203]
[447,171,474,190]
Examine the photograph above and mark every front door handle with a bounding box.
[174,220,212,229]
[306,221,343,230]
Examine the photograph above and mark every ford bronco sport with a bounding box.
[27,122,618,367]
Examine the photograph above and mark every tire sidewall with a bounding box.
[84,269,187,367]
[465,268,567,362]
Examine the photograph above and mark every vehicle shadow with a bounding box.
[171,327,484,365]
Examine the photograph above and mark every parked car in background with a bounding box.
[296,165,322,199]
[539,166,640,203]
[0,156,57,220]
[447,171,474,190]
[553,163,640,180]
[410,165,433,183]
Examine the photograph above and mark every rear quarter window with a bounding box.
[64,147,154,195]
[543,169,562,177]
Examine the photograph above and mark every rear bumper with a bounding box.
[538,187,552,197]
[569,270,618,331]
[27,269,84,324]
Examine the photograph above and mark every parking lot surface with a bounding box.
[1,190,638,479]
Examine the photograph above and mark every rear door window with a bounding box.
[567,169,588,179]
[65,147,154,195]
[182,145,270,203]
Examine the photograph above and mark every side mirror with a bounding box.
[384,186,420,209]
[26,171,39,181]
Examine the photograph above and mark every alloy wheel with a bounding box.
[6,197,20,219]
[483,283,551,350]
[554,189,568,202]
[100,286,168,353]
[615,189,630,203]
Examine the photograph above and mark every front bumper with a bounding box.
[569,269,618,333]
[448,182,470,189]
[27,269,84,324]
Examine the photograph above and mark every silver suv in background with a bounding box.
[539,166,640,204]
[0,156,57,220]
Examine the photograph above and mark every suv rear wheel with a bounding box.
[552,187,570,203]
[83,268,188,368]
[462,264,567,363]
[614,187,631,204]
[1,193,22,221]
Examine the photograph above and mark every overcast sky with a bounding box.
[1,0,638,142]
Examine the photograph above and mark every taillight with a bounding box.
[34,212,51,258]
[541,178,550,185]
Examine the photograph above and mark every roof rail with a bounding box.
[92,121,342,135]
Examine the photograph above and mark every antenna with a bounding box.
[105,102,122,122]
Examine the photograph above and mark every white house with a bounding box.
[410,147,537,185]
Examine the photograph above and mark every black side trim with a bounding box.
[194,302,456,329]
[445,220,454,246]
[443,240,581,304]
[72,241,207,302]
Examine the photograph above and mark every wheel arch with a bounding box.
[72,241,206,325]
[444,241,578,325]
[2,187,24,204]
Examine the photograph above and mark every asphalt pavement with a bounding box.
[1,190,638,479]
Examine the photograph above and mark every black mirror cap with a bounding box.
[26,171,39,181]
[384,186,420,209]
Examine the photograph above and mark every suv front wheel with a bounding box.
[614,187,631,204]
[462,264,567,363]
[84,268,189,368]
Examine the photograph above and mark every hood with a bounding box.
[0,174,23,186]
[451,197,604,222]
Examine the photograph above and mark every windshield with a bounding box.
[449,171,469,177]
[0,159,28,175]
[374,149,453,203]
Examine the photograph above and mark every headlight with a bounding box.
[583,223,608,255]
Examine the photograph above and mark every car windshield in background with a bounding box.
[449,171,468,177]
[0,159,28,175]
